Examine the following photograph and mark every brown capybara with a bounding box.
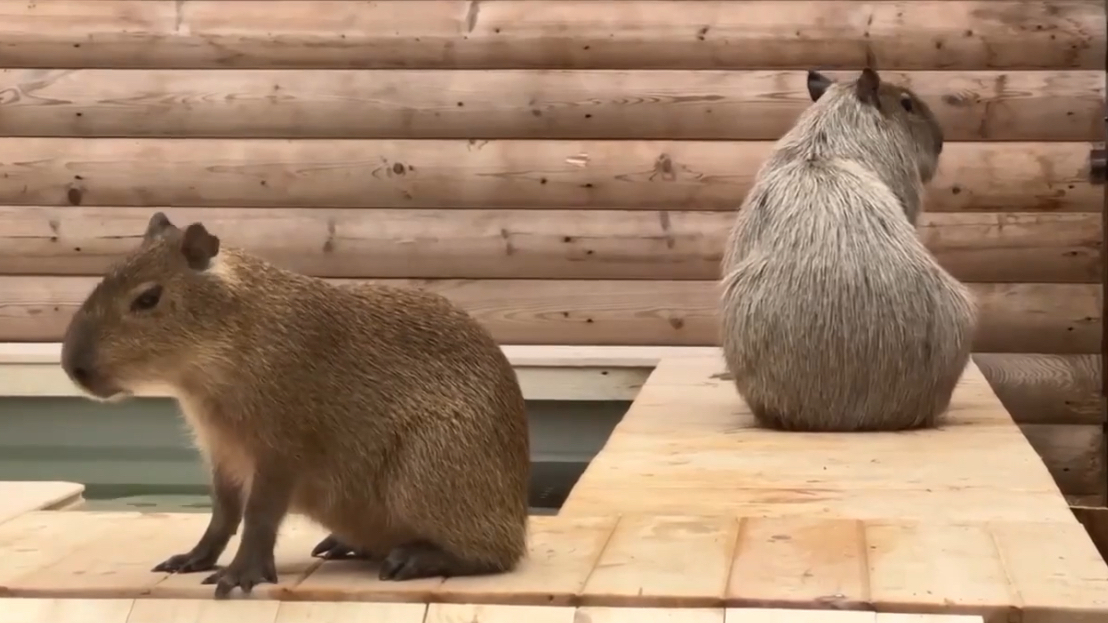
[60,213,530,598]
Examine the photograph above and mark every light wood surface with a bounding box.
[1,357,1105,620]
[0,139,1096,213]
[0,1,1102,70]
[0,207,1099,284]
[0,277,1098,353]
[0,511,1101,619]
[0,69,1102,142]
[0,481,84,526]
[559,355,1078,522]
[0,599,989,623]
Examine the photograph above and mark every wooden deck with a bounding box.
[0,481,84,526]
[0,599,987,623]
[0,352,1106,622]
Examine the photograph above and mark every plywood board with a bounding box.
[560,355,1078,523]
[0,513,1104,622]
[0,481,84,525]
[0,600,989,623]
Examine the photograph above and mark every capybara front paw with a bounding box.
[152,549,220,574]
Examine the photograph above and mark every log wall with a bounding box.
[0,0,1103,501]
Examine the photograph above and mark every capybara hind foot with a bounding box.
[310,534,375,560]
[378,541,503,581]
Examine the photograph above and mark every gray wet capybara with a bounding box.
[719,67,977,432]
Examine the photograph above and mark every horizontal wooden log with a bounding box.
[0,69,1103,142]
[0,1,1103,70]
[1021,424,1105,497]
[975,354,1104,424]
[0,207,1100,284]
[0,278,1099,353]
[1091,147,1107,183]
[0,139,1097,212]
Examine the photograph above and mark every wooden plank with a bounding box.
[1020,424,1105,498]
[0,511,136,586]
[0,481,84,525]
[576,608,725,623]
[0,139,1096,213]
[727,518,869,610]
[864,522,1011,619]
[431,516,617,605]
[0,69,1102,142]
[579,516,740,607]
[987,521,1108,622]
[873,611,988,616]
[291,516,615,604]
[726,611,878,623]
[0,277,1098,353]
[975,354,1103,424]
[558,356,1078,522]
[273,602,427,623]
[0,207,1099,284]
[4,598,135,623]
[0,513,1106,621]
[425,604,574,623]
[127,599,281,623]
[147,514,328,599]
[5,513,207,597]
[0,1,1102,70]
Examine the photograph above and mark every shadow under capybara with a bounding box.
[719,67,977,432]
[59,213,530,598]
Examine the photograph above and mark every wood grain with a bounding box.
[0,139,1096,212]
[1020,423,1105,498]
[974,353,1103,424]
[0,69,1103,142]
[0,1,1102,70]
[0,277,1099,353]
[559,356,1082,523]
[0,207,1098,284]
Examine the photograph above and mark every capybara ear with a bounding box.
[855,67,882,108]
[143,211,179,243]
[180,223,221,271]
[806,70,833,102]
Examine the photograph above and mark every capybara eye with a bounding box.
[131,285,163,312]
[900,94,914,113]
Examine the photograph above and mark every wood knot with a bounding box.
[66,187,83,205]
[941,92,975,107]
[653,154,676,181]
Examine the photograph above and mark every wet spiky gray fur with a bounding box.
[719,69,977,432]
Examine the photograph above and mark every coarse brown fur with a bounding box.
[719,68,977,432]
[59,213,530,598]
